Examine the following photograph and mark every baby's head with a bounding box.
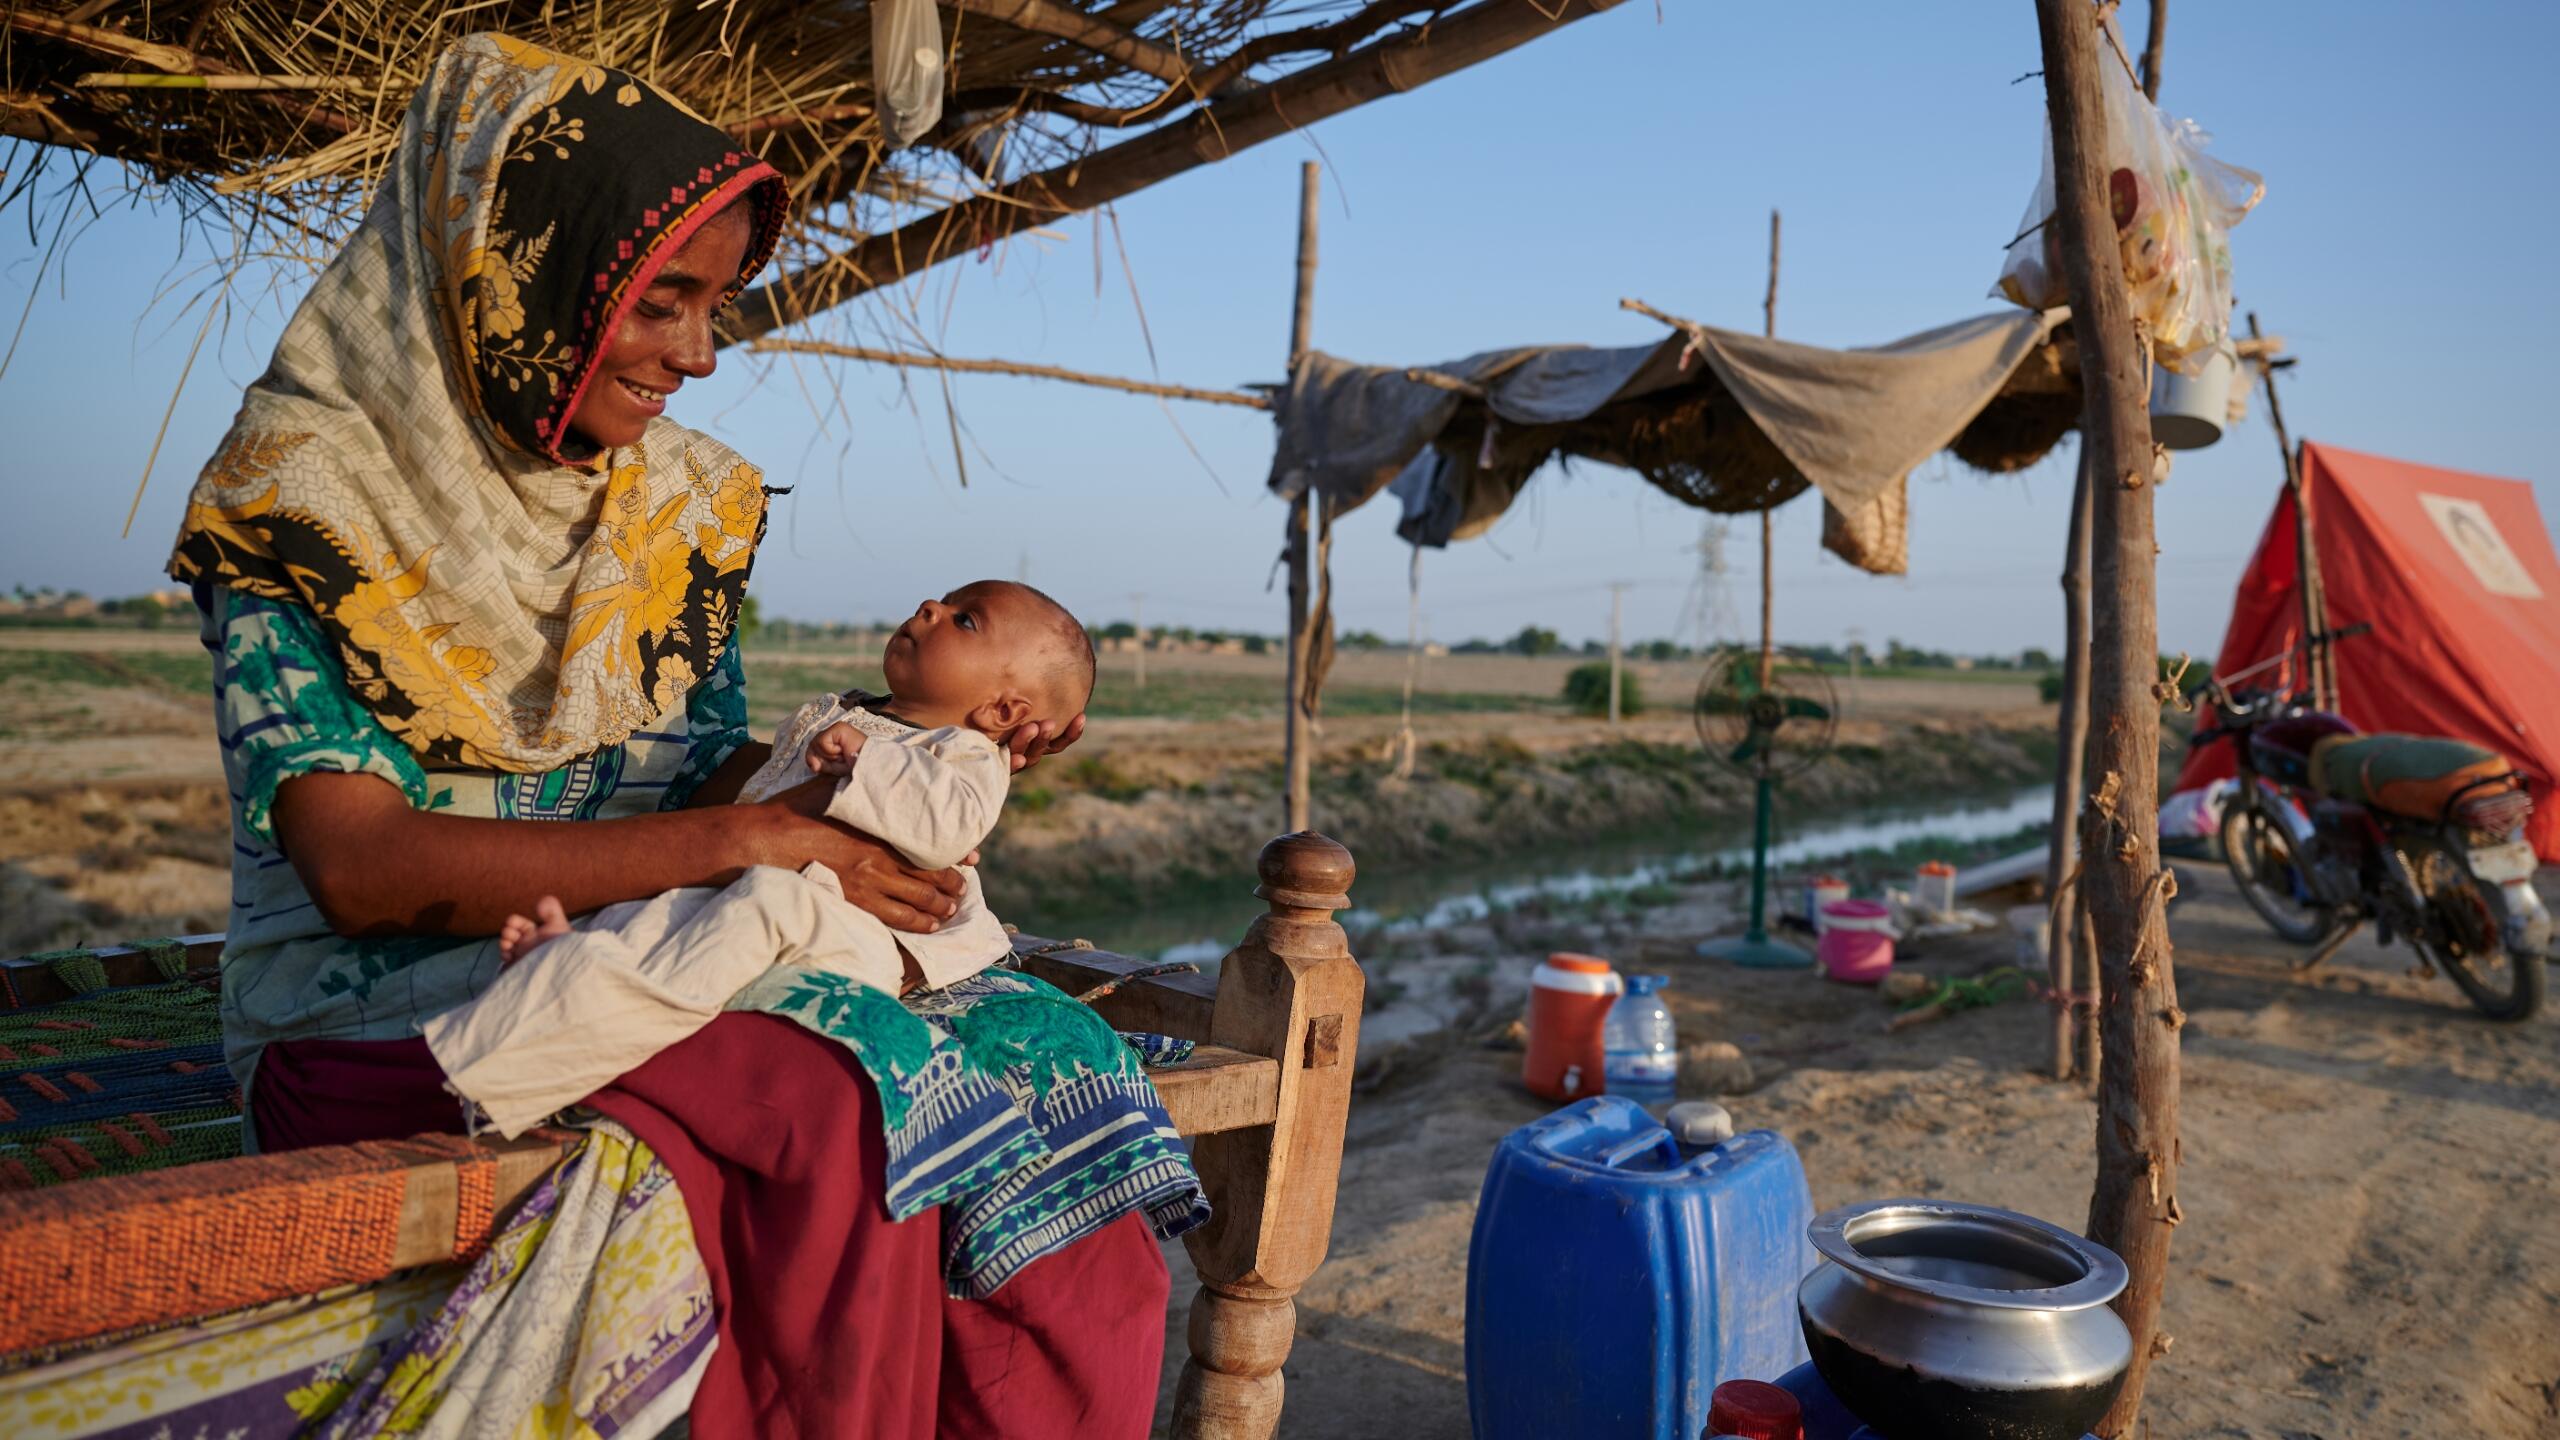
[879,580,1095,740]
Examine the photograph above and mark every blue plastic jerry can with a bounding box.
[1464,1096,1816,1440]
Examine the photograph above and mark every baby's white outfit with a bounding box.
[421,693,1011,1137]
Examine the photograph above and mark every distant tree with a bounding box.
[1507,625,1561,657]
[739,594,764,640]
[1453,638,1500,655]
[1563,662,1644,717]
[1242,634,1270,655]
[1643,639,1680,662]
[1339,629,1387,650]
[1577,639,1605,657]
[1098,621,1138,641]
[127,594,168,629]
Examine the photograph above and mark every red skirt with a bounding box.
[254,1014,1170,1439]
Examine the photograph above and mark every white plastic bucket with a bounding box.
[2149,342,2239,451]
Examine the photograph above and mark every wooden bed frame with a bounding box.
[0,831,1363,1440]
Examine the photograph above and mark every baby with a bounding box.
[422,579,1096,1137]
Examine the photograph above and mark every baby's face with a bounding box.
[880,581,1061,727]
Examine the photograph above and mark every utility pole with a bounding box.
[1132,593,1148,689]
[1844,626,1864,720]
[1607,583,1626,724]
[2037,2,2182,1431]
[1282,161,1322,834]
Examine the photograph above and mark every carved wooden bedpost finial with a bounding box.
[1172,830,1364,1440]
[1254,831,1355,914]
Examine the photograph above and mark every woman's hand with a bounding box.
[998,713,1085,773]
[759,777,964,932]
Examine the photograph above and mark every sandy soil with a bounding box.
[1144,862,2560,1439]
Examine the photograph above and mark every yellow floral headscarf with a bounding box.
[168,35,788,772]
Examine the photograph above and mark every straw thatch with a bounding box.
[2,0,1590,333]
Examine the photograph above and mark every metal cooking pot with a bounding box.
[1797,1200,2133,1440]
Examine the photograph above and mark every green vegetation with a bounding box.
[1562,661,1644,718]
[0,649,211,694]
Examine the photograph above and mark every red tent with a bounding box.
[2176,442,2560,861]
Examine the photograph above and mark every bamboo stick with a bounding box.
[747,338,1271,408]
[948,0,1195,86]
[2036,2,2182,1432]
[73,73,368,90]
[2047,450,2093,1080]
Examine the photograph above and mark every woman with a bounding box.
[169,36,1176,1439]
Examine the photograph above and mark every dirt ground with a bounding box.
[1145,863,2560,1439]
[10,631,2553,1436]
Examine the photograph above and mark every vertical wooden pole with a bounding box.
[1607,582,1625,724]
[1174,833,1364,1440]
[2047,449,2094,1080]
[1758,209,1780,692]
[2035,2,2182,1432]
[1282,161,1322,834]
[1134,592,1148,689]
[2137,0,2167,99]
[2247,312,2331,710]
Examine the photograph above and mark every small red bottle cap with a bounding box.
[1705,1378,1803,1440]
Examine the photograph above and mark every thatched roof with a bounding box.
[0,0,1624,339]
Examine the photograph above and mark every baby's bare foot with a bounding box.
[499,896,572,964]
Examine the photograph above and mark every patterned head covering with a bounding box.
[170,35,790,773]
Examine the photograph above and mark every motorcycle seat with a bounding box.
[2308,734,2514,819]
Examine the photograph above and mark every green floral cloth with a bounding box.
[203,585,749,1112]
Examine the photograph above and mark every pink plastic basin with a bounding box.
[1817,901,1894,983]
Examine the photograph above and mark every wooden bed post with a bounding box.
[1173,832,1363,1440]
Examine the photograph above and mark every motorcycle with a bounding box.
[2193,647,2551,1021]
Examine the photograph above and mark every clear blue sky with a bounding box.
[4,1,2554,658]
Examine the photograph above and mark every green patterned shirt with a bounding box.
[202,588,750,1111]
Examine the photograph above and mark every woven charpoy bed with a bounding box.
[0,831,1363,1440]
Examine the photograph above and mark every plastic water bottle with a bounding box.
[1603,974,1678,1106]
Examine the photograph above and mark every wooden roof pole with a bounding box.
[2048,0,2164,1086]
[747,337,1273,408]
[2035,2,2182,1434]
[721,0,1631,346]
[2245,311,2332,709]
[1284,161,1321,836]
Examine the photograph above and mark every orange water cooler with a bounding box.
[1523,953,1623,1102]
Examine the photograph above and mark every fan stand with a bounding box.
[1697,753,1813,968]
[1700,499,1813,969]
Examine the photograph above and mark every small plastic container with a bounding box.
[1817,900,1895,984]
[1525,953,1622,1102]
[1706,1378,1804,1440]
[1804,876,1849,931]
[1914,861,1958,916]
[1604,974,1678,1106]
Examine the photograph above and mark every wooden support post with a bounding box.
[1757,209,1780,692]
[1174,834,1364,1440]
[2035,2,2182,1432]
[1283,162,1321,834]
[2047,449,2094,1080]
[2247,311,2332,710]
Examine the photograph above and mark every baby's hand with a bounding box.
[806,722,867,775]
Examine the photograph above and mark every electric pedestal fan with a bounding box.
[1694,647,1839,967]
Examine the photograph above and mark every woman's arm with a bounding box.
[272,768,962,938]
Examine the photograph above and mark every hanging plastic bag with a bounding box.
[873,0,946,147]
[1993,13,2262,374]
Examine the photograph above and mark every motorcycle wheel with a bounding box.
[2220,791,2341,946]
[2409,843,2545,1022]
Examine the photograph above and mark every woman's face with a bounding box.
[567,204,754,452]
